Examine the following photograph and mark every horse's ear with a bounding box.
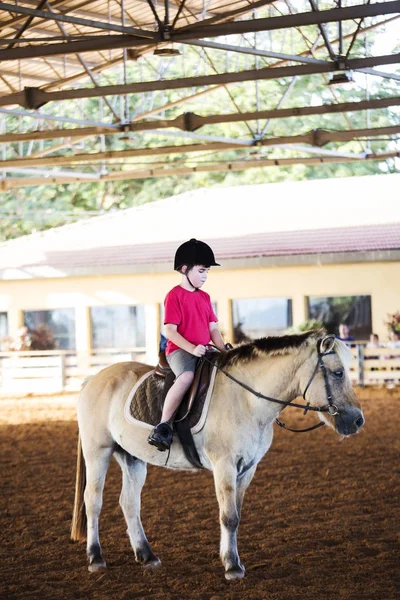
[319,334,336,354]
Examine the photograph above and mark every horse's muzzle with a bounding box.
[335,407,365,436]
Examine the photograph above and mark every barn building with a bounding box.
[1,173,399,367]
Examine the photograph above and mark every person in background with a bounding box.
[366,333,382,367]
[386,330,400,348]
[159,333,168,353]
[367,333,381,348]
[338,323,355,344]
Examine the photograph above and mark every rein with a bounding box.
[205,344,338,434]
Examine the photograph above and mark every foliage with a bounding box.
[287,319,324,334]
[384,312,400,333]
[1,325,56,351]
[0,17,399,242]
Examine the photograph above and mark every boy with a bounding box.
[148,238,226,451]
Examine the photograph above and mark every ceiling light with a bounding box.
[153,47,181,56]
[328,71,354,85]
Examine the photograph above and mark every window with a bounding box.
[24,309,76,350]
[91,305,145,349]
[307,295,372,340]
[232,298,293,342]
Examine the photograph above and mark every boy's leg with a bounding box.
[161,371,194,422]
[147,371,194,451]
[148,349,197,451]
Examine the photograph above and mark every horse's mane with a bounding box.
[217,330,324,368]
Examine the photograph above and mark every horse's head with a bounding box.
[300,332,364,436]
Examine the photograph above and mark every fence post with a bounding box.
[59,354,66,391]
[357,344,364,387]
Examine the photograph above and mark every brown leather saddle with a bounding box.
[129,350,220,468]
[129,349,219,431]
[154,349,220,424]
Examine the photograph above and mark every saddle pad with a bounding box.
[124,365,218,434]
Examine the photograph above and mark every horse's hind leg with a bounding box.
[84,445,113,572]
[114,447,160,568]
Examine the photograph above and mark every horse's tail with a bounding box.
[71,435,87,542]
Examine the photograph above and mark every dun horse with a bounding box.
[71,330,364,580]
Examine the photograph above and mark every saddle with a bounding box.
[154,350,219,423]
[127,350,220,467]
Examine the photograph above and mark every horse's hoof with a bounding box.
[143,557,161,570]
[225,567,245,580]
[88,560,107,573]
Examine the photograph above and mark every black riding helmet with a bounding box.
[174,238,220,271]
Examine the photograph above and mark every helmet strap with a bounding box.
[183,266,199,291]
[186,272,199,291]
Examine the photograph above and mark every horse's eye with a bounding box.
[333,369,344,379]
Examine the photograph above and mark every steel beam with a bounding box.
[0,34,138,61]
[0,166,98,178]
[0,3,157,38]
[308,0,336,60]
[1,53,399,108]
[0,107,119,128]
[1,151,399,189]
[256,125,400,148]
[6,0,48,50]
[29,14,400,112]
[2,95,398,143]
[0,126,104,143]
[0,0,67,32]
[176,1,400,38]
[184,96,400,130]
[1,2,400,61]
[183,39,330,65]
[0,175,99,189]
[184,40,400,81]
[0,69,55,83]
[44,1,120,121]
[2,0,198,31]
[1,124,398,168]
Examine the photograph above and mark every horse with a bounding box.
[71,330,364,580]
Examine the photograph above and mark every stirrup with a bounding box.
[147,422,173,452]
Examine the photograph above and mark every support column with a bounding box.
[7,308,24,341]
[144,304,159,365]
[216,298,233,344]
[75,306,92,371]
[292,294,307,328]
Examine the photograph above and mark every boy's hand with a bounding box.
[192,344,206,357]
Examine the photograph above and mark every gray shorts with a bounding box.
[166,349,198,378]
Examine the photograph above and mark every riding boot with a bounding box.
[147,421,174,452]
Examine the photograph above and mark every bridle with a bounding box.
[276,344,339,432]
[206,336,341,434]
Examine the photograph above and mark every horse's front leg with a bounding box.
[236,464,257,518]
[213,461,244,580]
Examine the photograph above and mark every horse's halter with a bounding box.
[210,334,342,434]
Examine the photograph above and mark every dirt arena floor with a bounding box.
[1,388,399,600]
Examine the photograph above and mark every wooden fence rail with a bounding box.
[0,348,146,394]
[0,345,399,395]
[349,345,400,386]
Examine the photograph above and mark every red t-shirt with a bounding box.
[164,285,218,355]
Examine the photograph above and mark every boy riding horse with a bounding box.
[148,238,226,451]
